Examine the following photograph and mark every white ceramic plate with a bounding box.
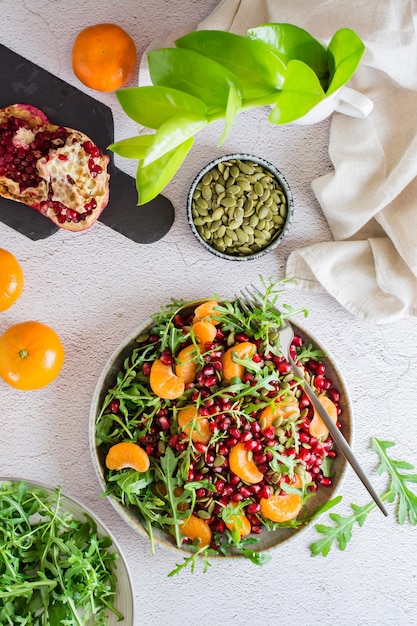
[90,305,352,557]
[0,478,135,625]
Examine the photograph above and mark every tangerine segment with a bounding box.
[105,441,150,473]
[175,344,198,383]
[193,300,221,325]
[0,249,24,312]
[180,514,212,547]
[221,341,256,382]
[259,398,299,432]
[225,505,252,538]
[309,395,338,441]
[0,321,64,390]
[72,23,137,92]
[260,492,303,523]
[177,406,211,444]
[229,442,263,484]
[192,320,217,351]
[149,358,185,400]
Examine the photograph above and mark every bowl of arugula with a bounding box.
[90,283,352,574]
[0,479,134,625]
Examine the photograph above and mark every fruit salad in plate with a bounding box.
[94,282,349,570]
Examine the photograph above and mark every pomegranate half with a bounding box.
[0,103,110,231]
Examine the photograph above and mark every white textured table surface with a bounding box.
[1,2,417,625]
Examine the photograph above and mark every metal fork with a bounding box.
[239,285,388,517]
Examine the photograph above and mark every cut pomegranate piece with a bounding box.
[0,103,109,231]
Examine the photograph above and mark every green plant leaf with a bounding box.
[108,134,153,159]
[269,60,325,124]
[372,438,417,525]
[175,30,285,100]
[218,84,242,146]
[326,28,365,95]
[136,136,194,204]
[116,86,207,129]
[310,500,375,557]
[247,23,329,87]
[148,47,242,116]
[143,113,208,166]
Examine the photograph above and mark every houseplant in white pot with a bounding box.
[109,24,368,204]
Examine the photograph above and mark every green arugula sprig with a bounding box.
[0,481,122,625]
[310,438,417,556]
[110,24,365,204]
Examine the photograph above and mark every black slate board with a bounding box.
[0,43,175,243]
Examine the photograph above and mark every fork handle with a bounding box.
[288,356,388,517]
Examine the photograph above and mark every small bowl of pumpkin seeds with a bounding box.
[187,153,294,260]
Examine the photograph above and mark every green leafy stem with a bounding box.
[310,438,417,556]
[109,24,365,204]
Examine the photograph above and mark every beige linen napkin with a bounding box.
[141,0,417,322]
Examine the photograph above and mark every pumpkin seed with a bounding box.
[198,510,212,520]
[214,454,226,467]
[238,161,254,175]
[202,172,212,185]
[212,207,224,221]
[254,181,264,196]
[230,165,240,178]
[236,228,249,243]
[202,185,212,201]
[221,196,236,208]
[196,197,208,210]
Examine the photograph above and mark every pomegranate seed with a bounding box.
[239,486,252,498]
[230,474,241,487]
[320,477,332,487]
[327,388,340,403]
[251,525,262,534]
[158,416,170,431]
[194,442,207,453]
[236,333,249,342]
[244,439,258,451]
[262,426,275,439]
[251,421,261,435]
[159,352,173,366]
[109,400,119,413]
[215,480,226,493]
[240,431,253,443]
[230,492,243,502]
[252,353,263,363]
[259,485,272,499]
[247,502,261,514]
[292,335,303,347]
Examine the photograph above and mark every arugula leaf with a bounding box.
[310,438,417,557]
[175,30,285,100]
[247,23,329,87]
[116,85,207,129]
[148,47,243,116]
[372,438,417,525]
[310,500,375,556]
[0,481,122,624]
[326,28,365,95]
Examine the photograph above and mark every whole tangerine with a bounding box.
[0,321,64,390]
[72,23,137,92]
[0,249,24,312]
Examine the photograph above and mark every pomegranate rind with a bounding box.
[0,103,110,231]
